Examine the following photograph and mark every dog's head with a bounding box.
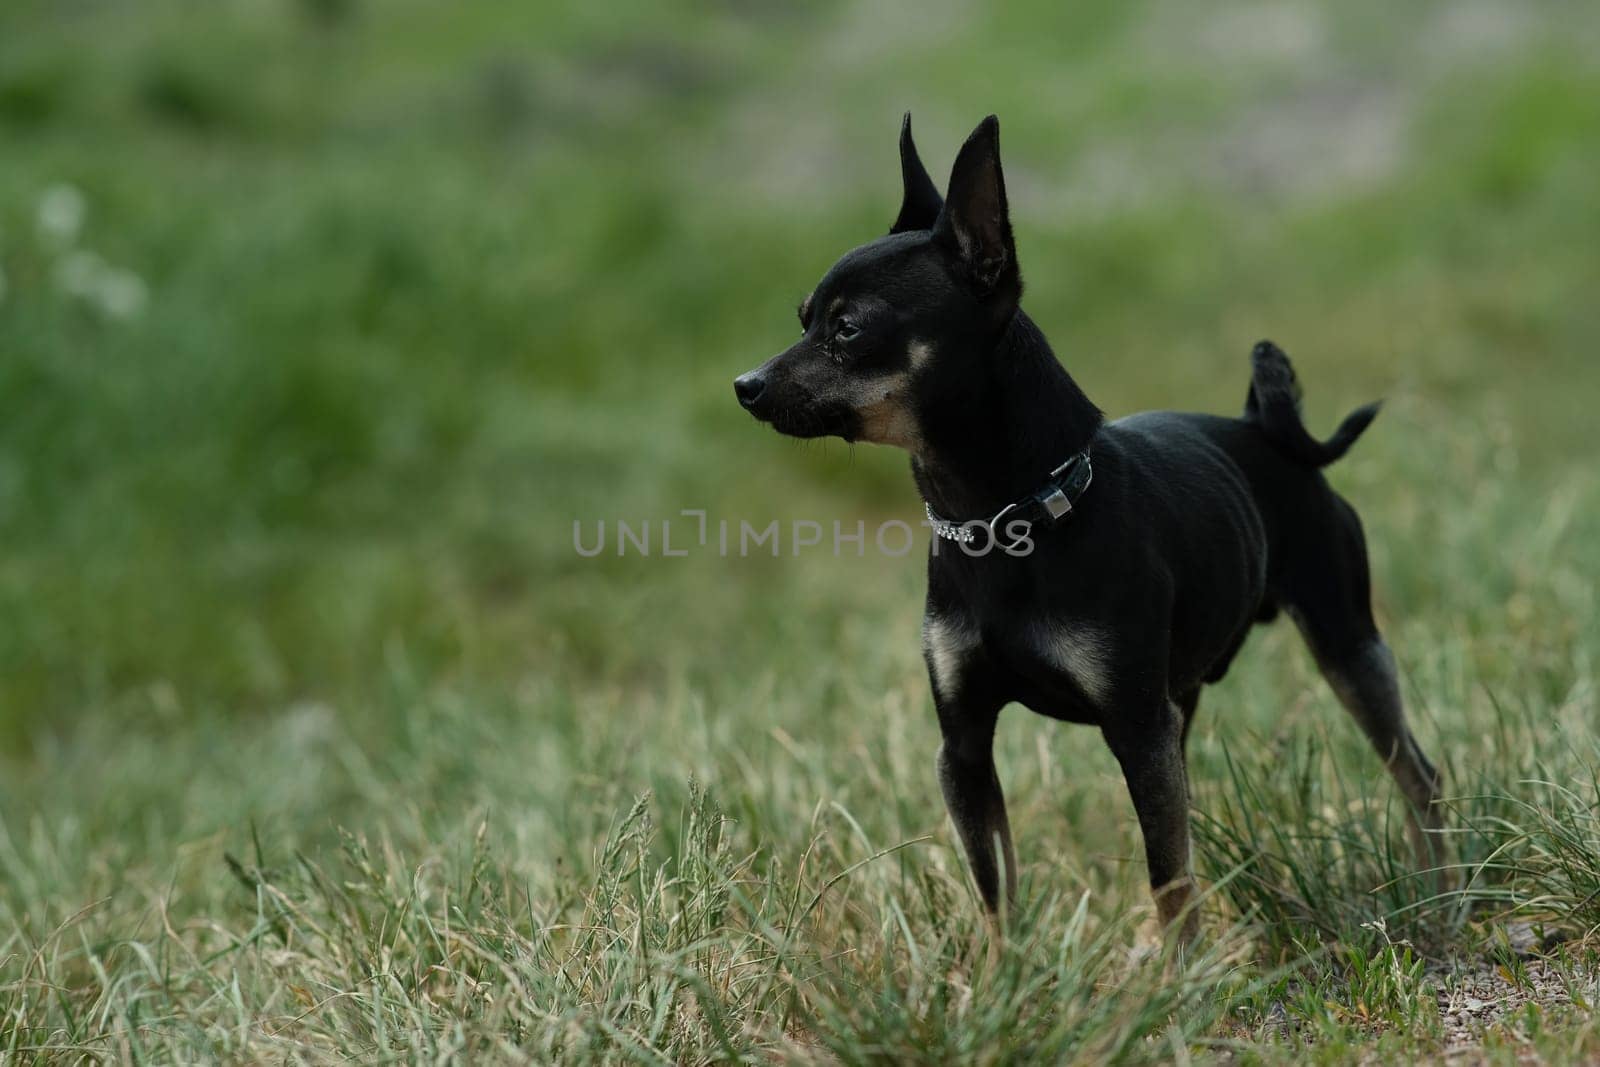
[734,114,1020,451]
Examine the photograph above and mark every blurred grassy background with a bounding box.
[2,0,1600,1058]
[2,0,1596,739]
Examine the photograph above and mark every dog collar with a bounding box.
[924,450,1094,549]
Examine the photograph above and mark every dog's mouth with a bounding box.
[754,400,856,441]
[768,406,857,444]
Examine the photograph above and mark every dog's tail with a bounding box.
[1243,339,1380,468]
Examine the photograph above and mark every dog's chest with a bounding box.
[923,610,1114,717]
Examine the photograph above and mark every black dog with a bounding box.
[734,114,1443,945]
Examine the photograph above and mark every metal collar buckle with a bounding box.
[1039,486,1073,519]
[986,501,1027,551]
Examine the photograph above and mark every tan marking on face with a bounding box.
[853,373,918,448]
[923,613,979,703]
[849,342,934,451]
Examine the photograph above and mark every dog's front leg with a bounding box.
[925,613,1014,966]
[1104,699,1199,947]
[935,705,1017,924]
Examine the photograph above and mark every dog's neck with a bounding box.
[911,310,1103,522]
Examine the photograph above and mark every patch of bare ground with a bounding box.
[1434,927,1596,1061]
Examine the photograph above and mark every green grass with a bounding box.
[4,0,1600,1060]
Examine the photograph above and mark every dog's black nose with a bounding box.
[734,372,767,410]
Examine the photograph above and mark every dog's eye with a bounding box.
[835,320,861,343]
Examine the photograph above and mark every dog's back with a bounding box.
[1098,339,1386,683]
[1135,341,1385,662]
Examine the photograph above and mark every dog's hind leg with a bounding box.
[1314,637,1446,876]
[1280,495,1446,880]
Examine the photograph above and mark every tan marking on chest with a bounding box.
[923,614,980,702]
[1032,621,1114,708]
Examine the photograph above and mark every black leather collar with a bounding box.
[924,450,1094,550]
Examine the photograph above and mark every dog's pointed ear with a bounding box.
[890,112,943,234]
[934,115,1017,294]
